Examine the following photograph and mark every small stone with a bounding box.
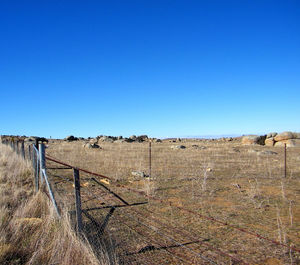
[259,150,278,155]
[131,171,146,179]
[171,145,186,149]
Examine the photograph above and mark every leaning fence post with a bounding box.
[73,168,83,233]
[39,143,46,185]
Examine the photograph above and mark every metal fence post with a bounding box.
[73,168,83,233]
[39,143,46,184]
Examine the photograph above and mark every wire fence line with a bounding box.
[1,137,299,264]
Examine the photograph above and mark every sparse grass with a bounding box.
[44,139,300,264]
[0,143,116,265]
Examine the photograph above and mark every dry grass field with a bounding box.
[0,143,117,265]
[45,138,300,264]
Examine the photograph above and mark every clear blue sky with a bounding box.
[1,1,299,138]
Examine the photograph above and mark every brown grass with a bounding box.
[0,143,116,265]
[45,138,300,264]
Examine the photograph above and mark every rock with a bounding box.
[242,135,266,145]
[65,135,78,142]
[266,132,277,138]
[232,147,240,152]
[131,171,146,179]
[99,136,114,142]
[274,131,294,141]
[248,149,260,154]
[114,139,126,143]
[294,132,300,139]
[171,145,186,149]
[129,135,137,140]
[91,143,101,148]
[84,143,101,149]
[124,138,135,143]
[191,145,207,150]
[258,150,278,155]
[274,139,300,147]
[136,135,148,142]
[89,138,98,144]
[265,138,275,146]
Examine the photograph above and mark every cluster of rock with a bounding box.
[64,134,162,144]
[242,131,300,147]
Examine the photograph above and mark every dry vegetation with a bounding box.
[0,143,114,265]
[45,138,300,264]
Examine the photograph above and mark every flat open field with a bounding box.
[45,138,300,264]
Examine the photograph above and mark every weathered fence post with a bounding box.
[28,145,32,161]
[284,143,287,178]
[12,140,15,152]
[16,141,20,154]
[73,168,83,233]
[32,145,39,192]
[149,142,152,179]
[39,143,46,184]
[21,141,25,159]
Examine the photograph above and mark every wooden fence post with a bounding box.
[149,142,152,179]
[39,143,46,184]
[32,146,39,192]
[28,145,32,161]
[21,141,25,159]
[16,141,19,154]
[73,168,83,233]
[284,143,287,178]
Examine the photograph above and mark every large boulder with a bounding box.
[129,135,137,140]
[136,135,148,142]
[266,132,277,139]
[265,138,275,146]
[274,139,300,147]
[65,135,78,142]
[98,136,114,142]
[274,131,295,141]
[241,135,266,145]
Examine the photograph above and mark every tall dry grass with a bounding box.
[0,143,116,265]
